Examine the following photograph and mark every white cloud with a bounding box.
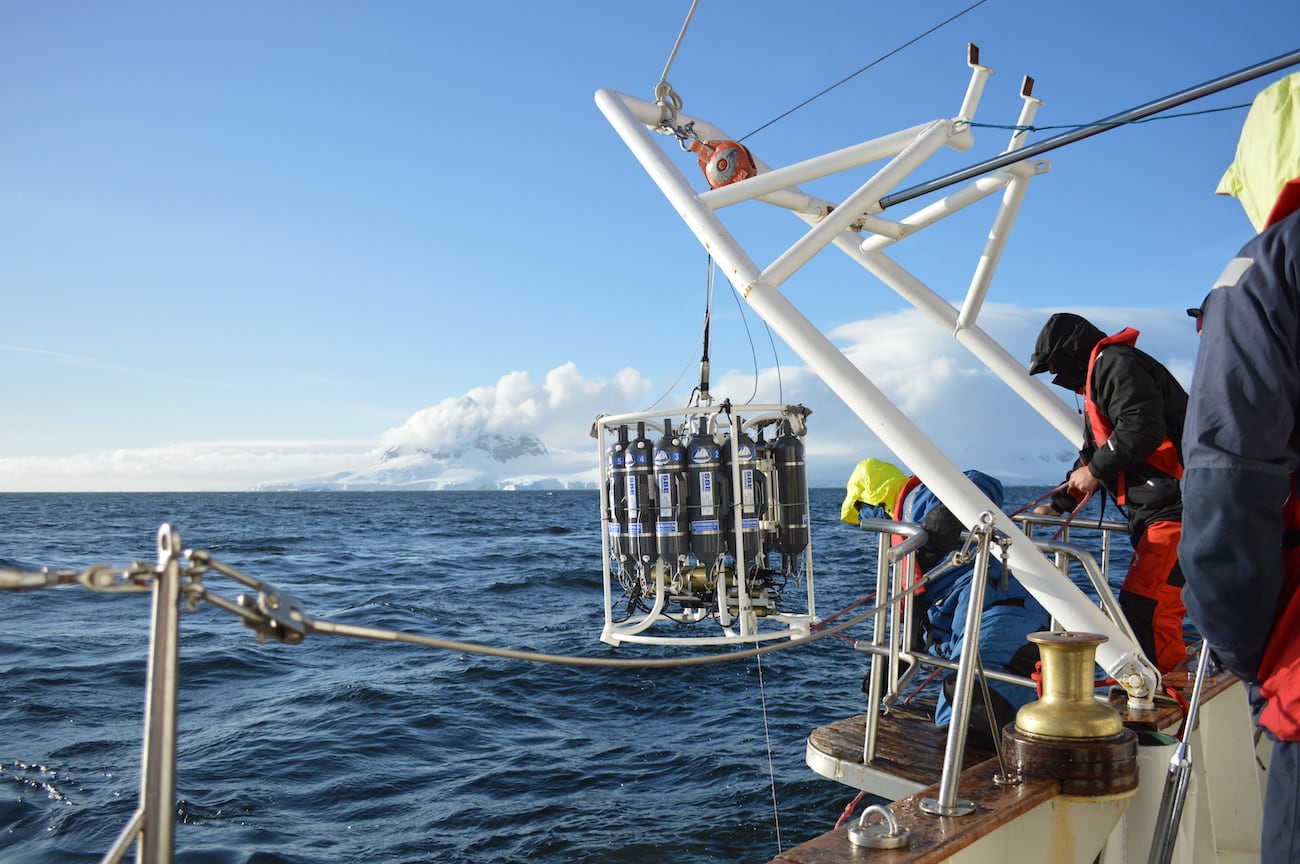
[0,307,1199,492]
[378,363,653,453]
[0,440,377,493]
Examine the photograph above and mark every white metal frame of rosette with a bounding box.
[596,402,818,647]
[594,49,1164,703]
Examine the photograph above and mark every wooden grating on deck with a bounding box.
[807,700,994,790]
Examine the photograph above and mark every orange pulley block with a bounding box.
[689,138,756,188]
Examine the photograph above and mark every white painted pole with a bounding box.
[955,87,1045,332]
[595,89,1154,695]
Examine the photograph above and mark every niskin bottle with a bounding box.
[607,425,630,564]
[727,429,765,563]
[624,422,657,565]
[770,421,809,555]
[686,417,727,565]
[652,420,689,566]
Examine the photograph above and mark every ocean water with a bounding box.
[0,487,1116,864]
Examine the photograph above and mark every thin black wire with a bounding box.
[728,276,762,405]
[766,320,784,404]
[726,278,787,407]
[639,330,702,410]
[968,101,1253,134]
[738,0,993,142]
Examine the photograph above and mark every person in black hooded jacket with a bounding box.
[1028,312,1189,674]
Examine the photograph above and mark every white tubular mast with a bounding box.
[595,52,1159,698]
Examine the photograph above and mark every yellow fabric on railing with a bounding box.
[839,457,908,525]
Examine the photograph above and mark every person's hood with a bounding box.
[840,458,908,525]
[1218,72,1300,232]
[1027,312,1106,393]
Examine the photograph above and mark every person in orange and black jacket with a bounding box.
[1028,312,1188,674]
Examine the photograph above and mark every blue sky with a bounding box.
[2,1,1297,491]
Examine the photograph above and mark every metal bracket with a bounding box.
[848,804,911,849]
[237,587,307,644]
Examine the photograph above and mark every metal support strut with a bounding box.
[105,525,185,864]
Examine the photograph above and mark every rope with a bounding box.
[739,0,992,142]
[5,547,913,670]
[727,274,762,405]
[812,591,879,644]
[300,600,869,669]
[811,592,877,628]
[1007,483,1067,517]
[1007,482,1095,540]
[755,647,783,854]
[902,665,945,706]
[835,791,867,828]
[1051,489,1094,540]
[1168,685,1193,738]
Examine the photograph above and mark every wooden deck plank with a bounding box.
[768,758,1060,864]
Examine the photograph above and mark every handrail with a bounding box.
[924,512,998,816]
[853,506,1134,783]
[856,518,928,762]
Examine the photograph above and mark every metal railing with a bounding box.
[851,507,1135,798]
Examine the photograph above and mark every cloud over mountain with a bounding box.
[0,305,1198,492]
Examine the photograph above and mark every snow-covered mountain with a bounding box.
[249,431,598,491]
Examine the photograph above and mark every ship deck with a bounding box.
[772,657,1243,864]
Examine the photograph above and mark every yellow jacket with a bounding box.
[840,458,909,525]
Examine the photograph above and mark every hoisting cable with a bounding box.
[738,0,993,142]
[691,253,715,406]
[642,253,715,412]
[653,0,700,132]
[768,322,785,404]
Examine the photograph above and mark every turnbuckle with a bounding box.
[187,548,308,644]
[236,586,307,645]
